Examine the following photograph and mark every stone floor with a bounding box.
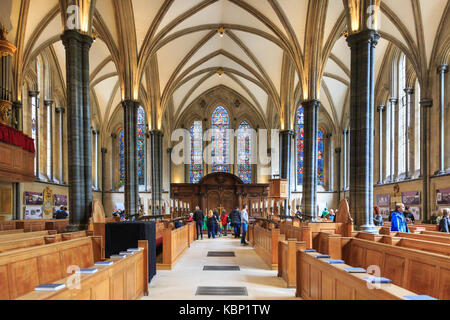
[143,234,300,300]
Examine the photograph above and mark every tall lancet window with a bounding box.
[237,121,252,183]
[137,106,146,185]
[31,94,37,175]
[398,54,406,176]
[296,106,325,186]
[190,121,203,183]
[118,129,125,186]
[211,105,229,173]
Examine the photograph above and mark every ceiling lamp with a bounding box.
[0,25,17,57]
[218,26,225,37]
[92,31,98,42]
[217,68,224,77]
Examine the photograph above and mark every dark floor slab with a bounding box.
[203,266,240,271]
[195,286,248,296]
[207,251,235,257]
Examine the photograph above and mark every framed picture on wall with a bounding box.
[54,194,68,206]
[376,195,390,207]
[402,192,421,205]
[24,206,43,220]
[24,192,44,205]
[408,207,421,221]
[436,189,450,205]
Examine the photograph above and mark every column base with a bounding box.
[65,224,89,232]
[358,225,378,234]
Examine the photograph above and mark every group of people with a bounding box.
[373,203,450,233]
[53,206,69,220]
[192,204,250,246]
[293,206,337,221]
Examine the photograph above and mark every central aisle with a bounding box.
[143,236,300,300]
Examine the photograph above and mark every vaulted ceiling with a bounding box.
[2,0,449,133]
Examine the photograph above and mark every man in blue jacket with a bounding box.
[390,203,410,233]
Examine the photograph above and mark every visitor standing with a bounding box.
[230,207,241,238]
[193,206,204,240]
[241,204,249,246]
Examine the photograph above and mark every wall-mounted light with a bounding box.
[218,26,225,38]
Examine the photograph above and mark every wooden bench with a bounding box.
[278,239,306,288]
[296,250,424,300]
[0,220,16,231]
[157,223,193,270]
[420,230,450,237]
[14,239,149,300]
[0,230,57,242]
[45,220,69,233]
[352,232,450,257]
[0,229,24,236]
[15,220,47,232]
[249,224,284,270]
[383,222,439,232]
[0,231,93,254]
[342,237,450,299]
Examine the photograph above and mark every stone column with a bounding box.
[150,130,163,215]
[404,88,413,179]
[92,129,99,189]
[167,147,173,202]
[110,133,116,191]
[347,29,379,233]
[327,133,333,191]
[377,105,385,184]
[335,148,342,200]
[301,99,320,221]
[389,98,397,182]
[101,148,107,205]
[280,130,294,216]
[144,132,149,191]
[29,91,39,179]
[55,107,65,184]
[343,130,348,190]
[420,99,433,221]
[44,100,54,182]
[61,30,93,231]
[122,100,140,217]
[436,65,448,175]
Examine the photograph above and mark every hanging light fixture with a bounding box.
[217,68,224,77]
[218,26,225,38]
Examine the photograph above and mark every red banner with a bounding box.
[0,123,35,153]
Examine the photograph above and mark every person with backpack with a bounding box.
[230,207,241,238]
[207,210,216,239]
[221,210,229,236]
[193,206,205,240]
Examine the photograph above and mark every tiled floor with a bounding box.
[143,235,300,300]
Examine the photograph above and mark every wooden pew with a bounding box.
[278,239,306,288]
[383,222,439,232]
[342,238,450,299]
[250,224,285,270]
[352,232,450,256]
[45,219,69,233]
[0,231,94,254]
[157,223,191,270]
[296,250,423,300]
[0,220,16,231]
[0,229,24,236]
[14,240,149,300]
[0,230,57,242]
[15,220,46,232]
[420,230,450,237]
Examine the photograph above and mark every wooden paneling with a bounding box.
[278,239,306,288]
[0,141,35,183]
[250,225,283,269]
[157,224,191,270]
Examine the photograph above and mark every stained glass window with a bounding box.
[237,121,252,183]
[190,121,203,183]
[137,106,146,186]
[296,107,325,186]
[31,96,37,175]
[211,105,229,173]
[118,130,125,186]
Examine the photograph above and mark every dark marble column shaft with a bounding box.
[55,107,65,183]
[111,133,116,191]
[343,130,348,189]
[347,29,379,233]
[150,130,164,215]
[389,98,397,182]
[12,101,22,130]
[122,100,140,217]
[420,99,433,221]
[302,99,320,221]
[437,65,448,175]
[101,148,107,205]
[335,148,342,200]
[280,129,294,215]
[61,30,93,231]
[29,91,39,179]
[327,133,333,191]
[404,88,413,179]
[377,105,385,184]
[44,100,54,181]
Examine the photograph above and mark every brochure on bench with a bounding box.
[127,248,142,252]
[344,268,367,273]
[95,261,114,266]
[35,283,66,291]
[120,251,135,255]
[110,254,127,259]
[76,268,98,274]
